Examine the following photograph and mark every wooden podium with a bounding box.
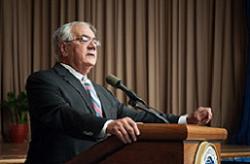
[67,124,227,164]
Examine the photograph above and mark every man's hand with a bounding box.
[106,117,140,144]
[187,107,212,125]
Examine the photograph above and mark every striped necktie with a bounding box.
[83,79,103,117]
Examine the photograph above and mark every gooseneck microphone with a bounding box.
[106,74,168,123]
[106,74,146,104]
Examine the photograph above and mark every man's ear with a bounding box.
[60,43,69,57]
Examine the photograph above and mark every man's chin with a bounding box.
[84,62,96,67]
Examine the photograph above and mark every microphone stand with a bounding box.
[128,99,169,123]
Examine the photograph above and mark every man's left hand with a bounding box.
[187,107,212,125]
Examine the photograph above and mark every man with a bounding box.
[25,21,212,163]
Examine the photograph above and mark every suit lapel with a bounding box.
[53,64,95,115]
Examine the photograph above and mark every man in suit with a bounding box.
[25,21,212,163]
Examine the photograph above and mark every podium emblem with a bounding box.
[194,141,219,164]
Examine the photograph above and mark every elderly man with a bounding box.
[25,21,212,163]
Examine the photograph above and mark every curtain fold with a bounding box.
[0,0,247,139]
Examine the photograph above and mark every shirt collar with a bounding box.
[60,63,87,82]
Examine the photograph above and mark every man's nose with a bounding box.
[87,41,96,49]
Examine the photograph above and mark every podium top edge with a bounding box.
[137,123,228,141]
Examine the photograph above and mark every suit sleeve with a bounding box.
[117,103,180,123]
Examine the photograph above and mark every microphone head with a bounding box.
[106,74,121,87]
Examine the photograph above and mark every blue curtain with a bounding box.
[237,0,250,145]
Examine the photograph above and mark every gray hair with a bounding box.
[52,21,97,62]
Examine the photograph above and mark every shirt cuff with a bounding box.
[100,119,114,136]
[178,114,188,124]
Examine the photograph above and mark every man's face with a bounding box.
[61,24,99,74]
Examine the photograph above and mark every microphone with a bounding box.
[106,74,169,123]
[105,74,145,104]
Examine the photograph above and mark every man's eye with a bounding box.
[81,36,89,42]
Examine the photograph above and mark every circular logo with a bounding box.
[194,141,219,164]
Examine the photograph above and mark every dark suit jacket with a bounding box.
[25,63,179,164]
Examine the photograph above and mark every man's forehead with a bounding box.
[71,24,95,37]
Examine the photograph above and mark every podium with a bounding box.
[67,124,227,164]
